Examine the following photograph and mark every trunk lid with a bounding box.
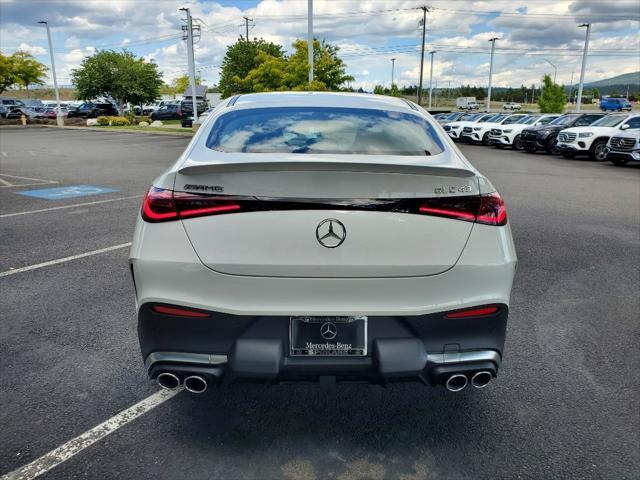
[176,151,479,278]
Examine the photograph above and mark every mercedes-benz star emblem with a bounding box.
[316,219,346,248]
[320,322,337,340]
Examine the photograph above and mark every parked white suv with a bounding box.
[461,114,528,145]
[443,113,496,140]
[556,113,640,160]
[503,102,521,111]
[488,114,561,150]
[605,121,640,166]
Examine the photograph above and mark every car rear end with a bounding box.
[130,93,516,393]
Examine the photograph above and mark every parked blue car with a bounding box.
[600,97,632,112]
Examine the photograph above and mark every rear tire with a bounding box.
[512,135,523,150]
[589,140,608,161]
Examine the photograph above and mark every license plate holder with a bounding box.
[289,316,367,356]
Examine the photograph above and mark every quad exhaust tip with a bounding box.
[184,375,208,394]
[471,371,492,389]
[157,372,181,390]
[445,374,468,392]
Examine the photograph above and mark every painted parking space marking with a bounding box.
[0,389,181,480]
[16,185,118,200]
[0,243,132,277]
[0,174,58,189]
[0,195,141,218]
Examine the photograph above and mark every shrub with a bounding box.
[109,116,131,126]
[96,116,110,126]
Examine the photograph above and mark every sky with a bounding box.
[0,0,639,92]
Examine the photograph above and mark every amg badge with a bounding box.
[184,184,224,193]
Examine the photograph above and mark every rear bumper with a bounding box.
[141,304,507,385]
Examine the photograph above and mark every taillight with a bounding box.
[476,192,507,226]
[417,193,507,226]
[151,304,209,318]
[142,187,244,222]
[446,306,499,318]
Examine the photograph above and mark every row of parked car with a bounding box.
[434,111,640,166]
[0,96,210,128]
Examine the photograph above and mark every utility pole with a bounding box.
[417,6,428,105]
[391,58,396,87]
[486,37,498,112]
[532,84,535,104]
[428,50,435,109]
[38,21,63,127]
[242,16,253,40]
[180,7,199,126]
[307,0,313,85]
[576,23,591,113]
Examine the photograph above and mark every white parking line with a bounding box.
[0,195,141,218]
[0,174,58,188]
[0,243,132,277]
[1,389,181,480]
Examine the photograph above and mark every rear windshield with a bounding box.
[206,107,445,156]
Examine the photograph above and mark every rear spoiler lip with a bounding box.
[178,159,476,178]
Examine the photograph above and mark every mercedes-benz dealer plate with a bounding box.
[290,316,367,356]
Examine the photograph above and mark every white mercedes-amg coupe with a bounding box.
[130,92,517,394]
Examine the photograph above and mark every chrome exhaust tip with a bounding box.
[445,374,468,392]
[184,375,208,394]
[157,372,181,390]
[471,371,492,389]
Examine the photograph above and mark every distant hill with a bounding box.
[584,72,639,88]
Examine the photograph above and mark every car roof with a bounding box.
[230,91,416,113]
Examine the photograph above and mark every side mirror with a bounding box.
[620,124,630,130]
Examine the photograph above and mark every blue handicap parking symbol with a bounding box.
[16,185,118,200]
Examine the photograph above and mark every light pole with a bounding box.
[543,59,557,84]
[569,71,574,103]
[428,50,435,109]
[487,37,499,112]
[307,0,314,85]
[576,23,591,113]
[391,58,396,87]
[179,7,199,126]
[38,21,63,127]
[417,6,428,105]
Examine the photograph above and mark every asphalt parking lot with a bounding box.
[1,127,638,480]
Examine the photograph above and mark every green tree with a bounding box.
[0,52,17,94]
[224,38,353,95]
[171,74,201,94]
[285,39,354,91]
[591,87,600,99]
[389,84,400,97]
[373,85,384,95]
[538,74,566,113]
[71,50,163,114]
[6,51,48,96]
[219,38,284,98]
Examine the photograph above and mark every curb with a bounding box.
[0,124,194,137]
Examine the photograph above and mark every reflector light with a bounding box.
[151,305,209,318]
[446,306,499,318]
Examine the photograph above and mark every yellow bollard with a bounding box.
[21,114,27,127]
